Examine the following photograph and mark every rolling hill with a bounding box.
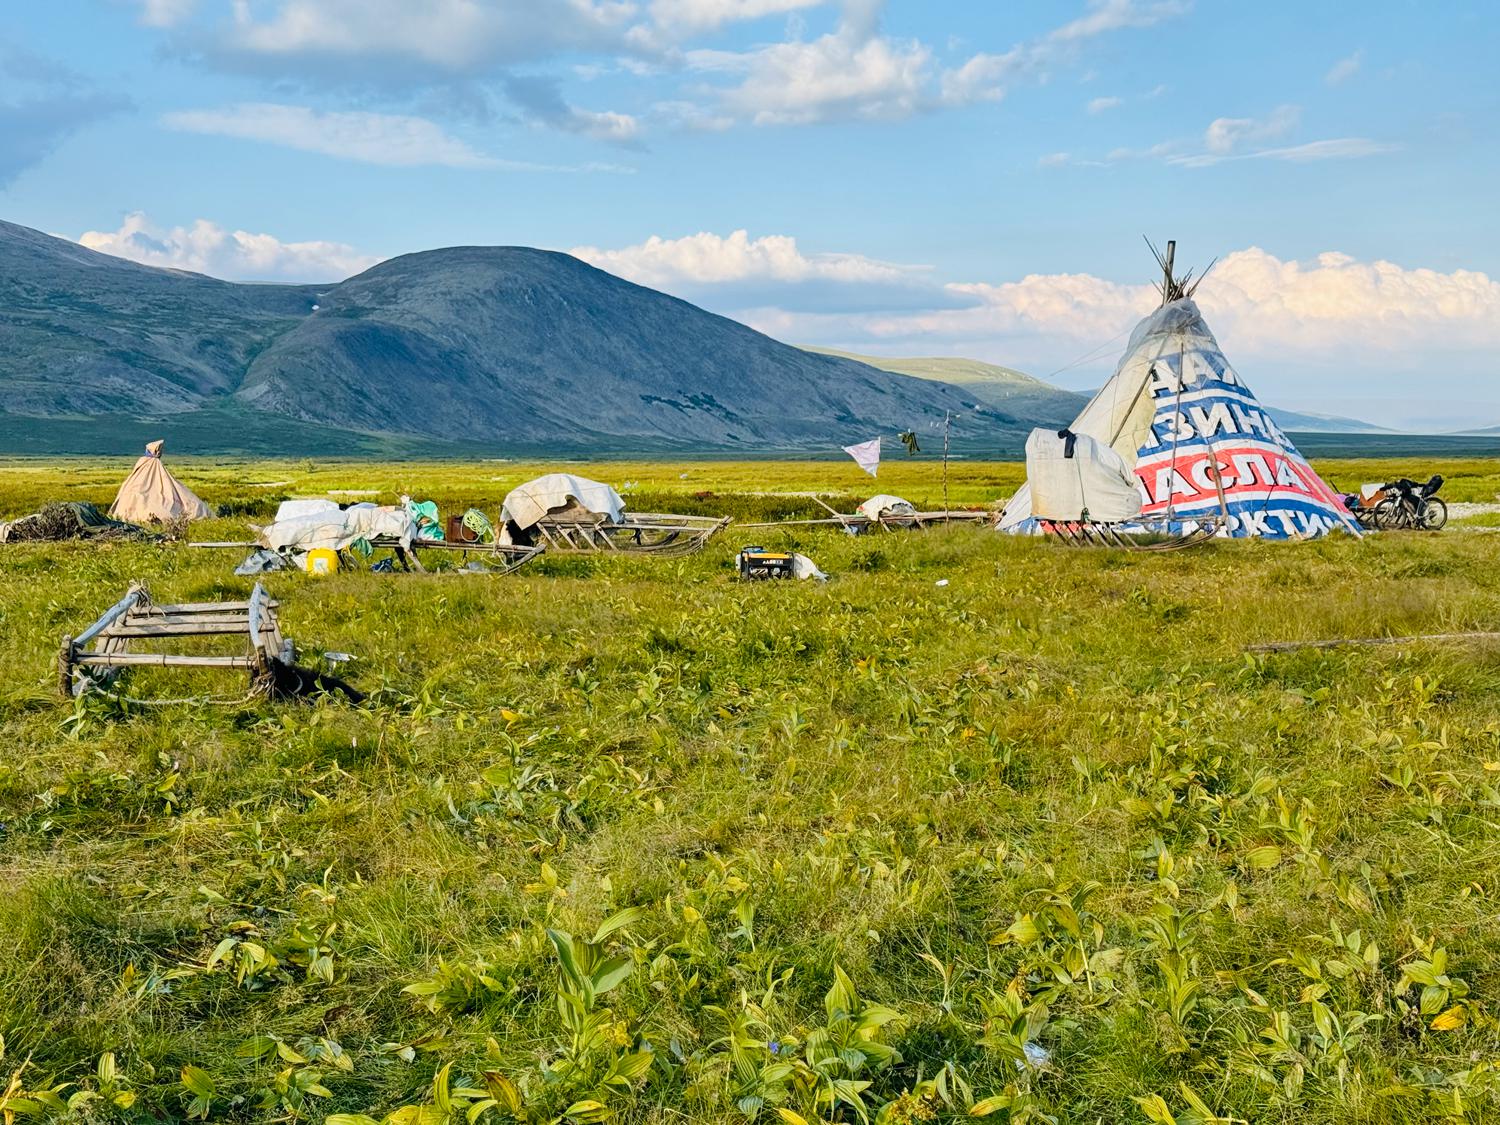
[0,220,1011,455]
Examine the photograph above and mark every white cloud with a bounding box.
[687,0,932,125]
[221,0,636,71]
[583,231,1500,425]
[77,212,378,281]
[940,0,1186,106]
[571,229,919,286]
[1038,151,1072,167]
[648,0,826,34]
[1087,95,1121,114]
[162,102,499,167]
[1203,104,1299,155]
[1046,0,1192,44]
[1325,49,1363,86]
[136,0,197,27]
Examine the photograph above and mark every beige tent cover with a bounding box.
[109,440,211,523]
[501,474,626,532]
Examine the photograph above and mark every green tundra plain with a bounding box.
[3,457,1500,1125]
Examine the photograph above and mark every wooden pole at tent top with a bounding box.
[1163,240,1176,299]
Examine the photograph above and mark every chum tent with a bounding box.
[999,243,1361,541]
[109,440,211,524]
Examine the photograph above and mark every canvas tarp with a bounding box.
[856,494,917,521]
[1000,299,1361,540]
[1024,428,1143,523]
[109,440,211,524]
[257,503,416,553]
[500,474,626,532]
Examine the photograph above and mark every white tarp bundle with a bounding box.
[500,474,626,532]
[856,494,917,521]
[109,440,211,524]
[1024,428,1143,523]
[257,503,416,553]
[999,299,1361,540]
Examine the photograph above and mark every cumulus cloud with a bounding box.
[686,0,931,126]
[576,231,1500,425]
[161,103,499,166]
[136,0,197,27]
[1325,49,1362,86]
[572,229,921,286]
[77,212,378,281]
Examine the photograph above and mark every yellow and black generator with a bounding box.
[737,546,796,580]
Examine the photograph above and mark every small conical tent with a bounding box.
[1000,246,1360,540]
[109,440,211,524]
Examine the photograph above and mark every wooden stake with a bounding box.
[58,635,73,698]
[942,411,951,519]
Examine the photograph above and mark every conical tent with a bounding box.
[109,440,211,524]
[1000,294,1360,540]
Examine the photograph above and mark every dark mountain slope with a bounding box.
[0,219,319,416]
[236,247,998,448]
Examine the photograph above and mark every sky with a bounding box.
[2,0,1498,431]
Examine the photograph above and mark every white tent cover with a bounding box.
[501,474,626,531]
[258,503,416,553]
[856,494,917,520]
[109,440,212,524]
[999,299,1361,540]
[1024,428,1143,522]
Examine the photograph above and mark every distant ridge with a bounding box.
[0,219,1014,454]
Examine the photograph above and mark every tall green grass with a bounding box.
[2,459,1499,1124]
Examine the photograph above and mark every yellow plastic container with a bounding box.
[305,548,340,576]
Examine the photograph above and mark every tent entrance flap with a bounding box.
[1026,428,1143,523]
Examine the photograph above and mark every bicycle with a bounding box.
[1371,475,1447,531]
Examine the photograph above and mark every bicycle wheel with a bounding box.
[1420,497,1448,531]
[1372,497,1402,530]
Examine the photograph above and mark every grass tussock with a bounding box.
[1,458,1500,1124]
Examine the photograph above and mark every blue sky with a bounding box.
[3,0,1497,430]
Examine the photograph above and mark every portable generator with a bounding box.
[737,545,796,580]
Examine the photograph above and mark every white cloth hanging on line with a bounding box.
[843,437,881,477]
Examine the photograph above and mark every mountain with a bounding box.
[803,348,1086,427]
[0,219,1008,454]
[1262,407,1391,434]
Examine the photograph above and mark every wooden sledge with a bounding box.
[1037,517,1221,552]
[408,536,546,574]
[59,583,290,698]
[531,512,731,557]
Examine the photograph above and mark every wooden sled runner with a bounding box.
[367,536,546,574]
[531,512,731,557]
[1037,517,1221,551]
[57,583,359,703]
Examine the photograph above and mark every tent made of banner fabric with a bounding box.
[109,440,212,524]
[999,299,1361,540]
[501,475,626,533]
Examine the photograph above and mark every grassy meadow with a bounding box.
[3,457,1500,1124]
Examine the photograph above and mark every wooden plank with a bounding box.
[76,652,256,668]
[187,541,259,549]
[75,587,146,647]
[146,601,277,614]
[100,622,273,638]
